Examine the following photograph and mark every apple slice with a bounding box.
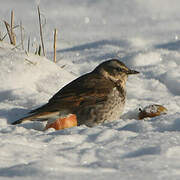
[45,114,77,130]
[139,104,167,120]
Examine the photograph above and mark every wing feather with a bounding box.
[30,72,114,114]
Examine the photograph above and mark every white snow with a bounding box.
[0,0,180,179]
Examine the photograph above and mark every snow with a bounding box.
[0,0,180,179]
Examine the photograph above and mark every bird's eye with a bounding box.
[116,67,127,73]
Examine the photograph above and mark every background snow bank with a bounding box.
[0,0,180,180]
[0,42,75,127]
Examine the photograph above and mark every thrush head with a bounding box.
[94,59,139,87]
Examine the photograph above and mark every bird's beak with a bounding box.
[127,69,139,75]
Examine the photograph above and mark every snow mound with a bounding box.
[0,42,75,125]
[159,68,180,95]
[132,52,162,66]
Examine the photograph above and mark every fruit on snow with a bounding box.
[138,104,167,120]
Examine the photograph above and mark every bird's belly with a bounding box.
[77,87,126,127]
[99,90,125,123]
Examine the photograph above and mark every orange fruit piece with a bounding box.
[45,114,77,130]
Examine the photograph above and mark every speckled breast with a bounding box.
[77,87,126,127]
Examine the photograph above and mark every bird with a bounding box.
[12,59,139,130]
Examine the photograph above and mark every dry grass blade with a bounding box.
[0,29,2,41]
[20,21,24,49]
[53,28,57,63]
[27,36,30,53]
[37,6,45,56]
[11,10,16,45]
[24,58,37,65]
[4,21,14,45]
[1,33,7,41]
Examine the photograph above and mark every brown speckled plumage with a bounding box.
[12,59,139,127]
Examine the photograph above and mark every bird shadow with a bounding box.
[0,107,45,131]
[0,108,29,124]
[0,90,29,124]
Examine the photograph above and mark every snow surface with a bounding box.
[0,0,180,179]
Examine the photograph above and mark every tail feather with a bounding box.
[12,114,38,125]
[12,111,59,125]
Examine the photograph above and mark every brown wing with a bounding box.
[30,71,115,114]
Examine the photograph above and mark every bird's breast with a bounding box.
[103,87,126,121]
[77,86,126,127]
